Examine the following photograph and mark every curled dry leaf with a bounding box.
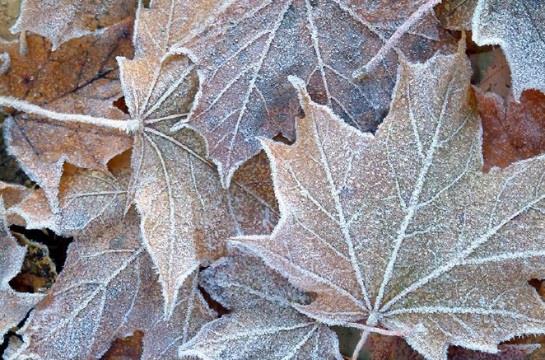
[167,0,455,186]
[179,248,342,359]
[477,89,545,171]
[0,19,133,209]
[472,0,545,99]
[235,45,545,359]
[9,162,216,360]
[11,0,137,49]
[0,198,43,339]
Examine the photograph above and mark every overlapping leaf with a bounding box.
[235,46,545,359]
[117,0,279,316]
[9,161,216,360]
[179,248,342,359]
[168,0,455,186]
[472,0,545,99]
[1,20,133,209]
[11,0,137,49]
[0,197,43,339]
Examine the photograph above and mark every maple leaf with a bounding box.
[115,1,279,317]
[234,45,545,360]
[472,0,545,99]
[11,0,137,50]
[165,0,455,186]
[0,20,133,209]
[0,197,43,339]
[477,88,545,171]
[179,248,343,359]
[9,163,216,360]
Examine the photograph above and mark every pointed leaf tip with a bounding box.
[288,75,311,109]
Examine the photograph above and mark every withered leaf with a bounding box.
[0,198,43,339]
[11,0,137,49]
[477,89,545,171]
[11,182,215,360]
[235,46,545,359]
[1,20,133,209]
[171,0,455,186]
[118,2,278,317]
[179,248,342,359]
[472,0,545,99]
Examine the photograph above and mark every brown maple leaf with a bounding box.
[160,0,456,186]
[234,44,545,359]
[472,0,545,99]
[0,19,133,210]
[477,89,545,171]
[11,0,137,50]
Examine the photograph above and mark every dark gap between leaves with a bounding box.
[9,225,72,277]
[0,308,32,358]
[112,96,130,115]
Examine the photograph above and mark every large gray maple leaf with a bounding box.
[179,248,342,359]
[167,0,454,186]
[472,0,545,99]
[235,45,545,359]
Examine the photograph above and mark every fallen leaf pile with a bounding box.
[0,1,544,359]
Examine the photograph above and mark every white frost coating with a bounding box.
[235,46,545,360]
[11,0,135,49]
[180,250,342,360]
[472,0,545,99]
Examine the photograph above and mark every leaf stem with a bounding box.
[345,322,404,337]
[352,0,441,79]
[351,329,371,360]
[0,96,139,133]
